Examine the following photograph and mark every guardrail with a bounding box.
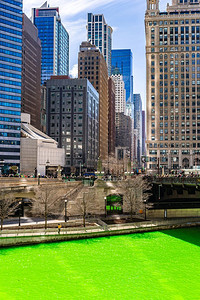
[0,218,199,239]
[152,177,200,185]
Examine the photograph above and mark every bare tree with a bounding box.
[119,176,151,220]
[32,185,66,229]
[0,191,18,230]
[78,191,95,227]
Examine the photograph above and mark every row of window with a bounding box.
[0,147,20,152]
[148,18,200,26]
[0,93,21,101]
[149,143,200,148]
[0,101,21,108]
[0,48,22,58]
[0,3,22,15]
[0,25,21,37]
[0,109,20,115]
[0,132,20,137]
[0,10,22,22]
[0,116,20,122]
[0,55,21,65]
[0,41,22,51]
[0,140,20,145]
[0,124,20,130]
[0,86,21,94]
[2,0,22,8]
[0,18,22,29]
[0,33,22,44]
[150,46,199,52]
[0,79,21,87]
[0,71,21,80]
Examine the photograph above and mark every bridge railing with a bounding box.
[150,177,200,185]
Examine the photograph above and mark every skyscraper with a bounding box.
[32,2,69,84]
[0,0,23,173]
[111,74,126,113]
[78,41,109,159]
[142,111,146,156]
[87,13,112,76]
[22,14,41,130]
[111,49,133,104]
[145,0,200,172]
[133,94,142,166]
[108,77,116,155]
[46,77,99,174]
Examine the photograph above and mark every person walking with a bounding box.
[58,224,62,234]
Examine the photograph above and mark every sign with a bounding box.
[11,166,18,171]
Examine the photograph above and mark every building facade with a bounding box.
[108,77,116,155]
[111,49,133,104]
[115,112,132,160]
[0,0,23,173]
[46,77,99,174]
[21,113,65,176]
[32,2,69,84]
[87,13,112,76]
[145,0,200,172]
[142,110,146,156]
[134,94,142,166]
[78,41,108,159]
[22,14,41,130]
[111,74,126,113]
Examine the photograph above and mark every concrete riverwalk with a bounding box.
[0,218,199,248]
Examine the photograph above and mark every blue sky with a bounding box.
[24,0,170,109]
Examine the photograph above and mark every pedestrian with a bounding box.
[58,223,62,234]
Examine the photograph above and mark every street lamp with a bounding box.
[158,184,162,201]
[0,159,5,176]
[64,199,68,223]
[104,196,107,217]
[144,200,147,220]
[18,201,22,227]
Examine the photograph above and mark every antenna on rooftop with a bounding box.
[41,1,48,8]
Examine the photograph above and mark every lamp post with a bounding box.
[158,184,162,201]
[104,196,107,217]
[18,201,22,227]
[64,199,68,223]
[0,159,5,176]
[144,200,147,220]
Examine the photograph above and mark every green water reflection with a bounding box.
[0,228,199,300]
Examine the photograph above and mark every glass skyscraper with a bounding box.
[111,49,133,103]
[32,2,69,84]
[87,13,113,76]
[0,0,23,172]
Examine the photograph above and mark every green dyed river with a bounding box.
[0,228,200,300]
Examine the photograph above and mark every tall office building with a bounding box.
[134,94,142,166]
[111,49,133,103]
[22,14,41,130]
[111,74,126,113]
[78,41,109,159]
[145,0,200,172]
[46,77,99,174]
[108,77,116,155]
[0,0,23,173]
[142,110,146,156]
[32,2,69,84]
[87,13,112,76]
[115,112,132,160]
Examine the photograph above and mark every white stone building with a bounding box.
[20,114,65,176]
[111,74,126,113]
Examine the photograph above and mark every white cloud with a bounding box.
[70,64,78,78]
[23,0,124,18]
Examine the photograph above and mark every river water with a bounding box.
[0,228,199,300]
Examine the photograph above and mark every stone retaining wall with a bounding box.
[0,222,199,248]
